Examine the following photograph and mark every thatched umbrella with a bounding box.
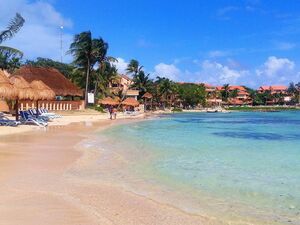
[30,80,56,100]
[142,92,153,99]
[30,80,56,112]
[10,75,38,120]
[114,96,121,102]
[122,98,140,107]
[99,97,119,106]
[142,92,153,111]
[0,70,17,100]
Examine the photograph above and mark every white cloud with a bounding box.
[152,56,299,87]
[274,41,296,50]
[198,60,249,85]
[256,56,295,77]
[0,0,73,62]
[113,57,128,74]
[154,63,181,80]
[208,50,230,58]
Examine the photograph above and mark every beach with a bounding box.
[1,111,299,225]
[0,112,214,225]
[2,1,300,224]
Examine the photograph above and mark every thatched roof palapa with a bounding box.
[99,97,119,105]
[0,100,10,112]
[0,69,17,99]
[13,66,83,97]
[30,80,56,100]
[142,92,153,99]
[10,75,38,100]
[122,98,139,107]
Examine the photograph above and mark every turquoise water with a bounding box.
[99,112,300,224]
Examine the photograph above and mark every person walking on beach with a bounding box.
[108,105,113,120]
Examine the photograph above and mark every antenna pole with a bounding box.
[60,26,64,63]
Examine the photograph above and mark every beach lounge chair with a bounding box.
[0,113,20,127]
[36,108,56,120]
[38,108,62,118]
[28,109,50,122]
[19,111,48,127]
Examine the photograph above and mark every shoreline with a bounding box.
[0,112,213,225]
[1,111,295,224]
[0,110,149,137]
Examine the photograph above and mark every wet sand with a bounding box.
[0,118,212,225]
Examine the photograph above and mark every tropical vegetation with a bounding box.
[1,17,300,110]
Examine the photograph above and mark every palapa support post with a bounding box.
[15,99,19,121]
[36,100,39,116]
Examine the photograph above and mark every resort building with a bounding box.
[203,83,217,93]
[126,90,139,100]
[110,74,132,94]
[258,85,290,104]
[203,84,223,106]
[228,86,252,106]
[12,66,84,110]
[109,74,139,99]
[216,86,223,91]
[258,85,288,94]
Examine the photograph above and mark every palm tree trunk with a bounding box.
[94,80,98,104]
[151,99,153,111]
[84,59,90,107]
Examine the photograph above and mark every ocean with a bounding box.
[94,112,300,224]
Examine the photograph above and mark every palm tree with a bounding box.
[229,89,238,98]
[221,84,230,102]
[131,70,152,99]
[0,13,25,70]
[69,31,93,105]
[95,61,118,97]
[126,59,143,76]
[263,90,273,105]
[156,77,175,108]
[210,89,221,106]
[296,82,300,104]
[288,82,300,104]
[92,38,116,98]
[69,32,109,106]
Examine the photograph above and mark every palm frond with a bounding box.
[0,13,25,44]
[0,45,23,57]
[106,56,117,63]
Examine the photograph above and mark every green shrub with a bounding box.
[88,105,105,113]
[228,106,298,111]
[172,107,183,112]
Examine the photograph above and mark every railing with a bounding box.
[19,100,85,111]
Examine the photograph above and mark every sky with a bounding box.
[1,0,300,87]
